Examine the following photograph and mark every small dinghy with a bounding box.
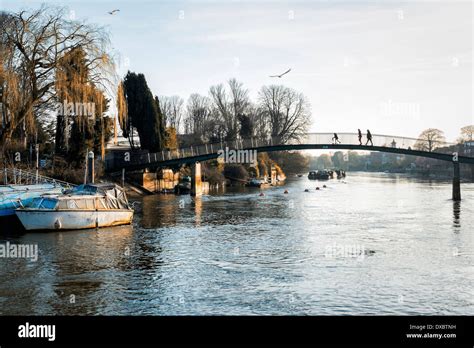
[15,183,133,231]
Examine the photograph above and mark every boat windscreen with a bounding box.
[27,197,58,209]
[41,198,58,209]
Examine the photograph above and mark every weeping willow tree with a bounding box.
[0,38,34,162]
[55,47,89,156]
[116,81,129,142]
[55,47,112,166]
[0,6,116,161]
[0,13,32,153]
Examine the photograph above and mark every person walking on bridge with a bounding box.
[366,129,373,146]
[358,129,362,145]
[332,133,341,144]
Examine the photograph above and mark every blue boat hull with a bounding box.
[0,184,64,217]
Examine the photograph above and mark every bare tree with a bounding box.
[414,128,446,152]
[459,125,474,143]
[160,96,171,129]
[0,5,115,152]
[237,102,267,139]
[251,105,270,139]
[160,95,184,132]
[185,93,211,138]
[258,85,311,143]
[209,78,249,140]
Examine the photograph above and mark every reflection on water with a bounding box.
[0,172,473,315]
[140,194,178,228]
[194,197,202,226]
[0,225,135,315]
[452,201,461,230]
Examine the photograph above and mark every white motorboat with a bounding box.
[15,183,133,231]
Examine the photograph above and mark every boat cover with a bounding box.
[0,184,63,215]
[67,183,130,210]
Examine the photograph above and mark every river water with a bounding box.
[0,172,473,315]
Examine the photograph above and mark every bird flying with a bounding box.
[108,9,120,15]
[269,68,291,78]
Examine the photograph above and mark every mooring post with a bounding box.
[452,161,461,201]
[83,150,88,184]
[88,151,95,184]
[191,162,202,196]
[35,144,39,184]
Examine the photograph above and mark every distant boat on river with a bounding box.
[308,170,330,180]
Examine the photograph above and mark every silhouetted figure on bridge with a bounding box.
[366,129,373,146]
[332,133,341,144]
[358,129,362,145]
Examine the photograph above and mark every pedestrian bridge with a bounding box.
[105,132,474,200]
[106,132,474,171]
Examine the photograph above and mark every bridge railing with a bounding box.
[109,133,467,170]
[301,133,456,151]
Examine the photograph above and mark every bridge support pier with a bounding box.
[452,162,461,201]
[191,162,202,196]
[270,165,277,185]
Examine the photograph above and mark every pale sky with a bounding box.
[1,0,473,141]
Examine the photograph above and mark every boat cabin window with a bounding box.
[57,198,96,210]
[85,199,95,210]
[67,200,78,209]
[57,200,78,209]
[72,199,95,210]
[28,197,57,209]
[58,198,95,210]
[27,198,43,208]
[40,198,58,209]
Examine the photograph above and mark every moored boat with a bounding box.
[174,176,191,194]
[15,183,133,231]
[0,184,64,217]
[308,170,330,180]
[335,169,346,179]
[246,178,265,187]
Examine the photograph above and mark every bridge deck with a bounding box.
[106,133,474,172]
